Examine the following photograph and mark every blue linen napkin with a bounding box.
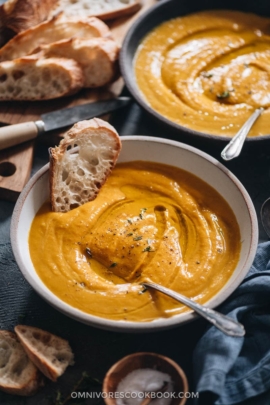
[193,241,270,405]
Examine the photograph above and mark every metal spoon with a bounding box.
[142,282,245,337]
[221,107,264,161]
[261,197,270,238]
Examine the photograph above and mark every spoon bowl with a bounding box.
[221,108,264,161]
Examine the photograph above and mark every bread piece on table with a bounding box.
[0,56,84,101]
[15,326,74,382]
[0,13,111,62]
[49,0,142,21]
[38,37,120,88]
[0,330,43,396]
[49,118,122,212]
[0,0,58,46]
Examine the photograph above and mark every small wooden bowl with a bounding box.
[103,352,189,405]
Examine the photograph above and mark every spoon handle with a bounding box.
[142,282,245,337]
[221,107,263,161]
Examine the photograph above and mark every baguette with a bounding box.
[38,37,120,88]
[0,13,111,62]
[50,0,142,21]
[0,56,84,101]
[0,330,44,396]
[15,326,74,382]
[50,118,122,212]
[0,0,58,46]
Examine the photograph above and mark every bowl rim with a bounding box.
[102,351,189,405]
[120,0,270,142]
[10,136,258,332]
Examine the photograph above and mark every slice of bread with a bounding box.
[38,37,119,88]
[0,13,111,62]
[50,0,142,21]
[0,0,58,46]
[0,330,44,396]
[0,56,84,100]
[49,118,122,212]
[15,326,74,382]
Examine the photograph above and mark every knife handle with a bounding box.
[0,121,39,151]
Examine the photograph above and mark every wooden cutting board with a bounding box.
[0,0,156,201]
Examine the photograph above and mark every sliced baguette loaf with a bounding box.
[0,330,44,396]
[50,118,122,212]
[0,13,111,62]
[50,0,142,21]
[0,56,84,101]
[0,0,58,46]
[38,37,119,88]
[15,326,74,382]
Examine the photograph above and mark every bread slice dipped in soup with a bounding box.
[29,119,241,322]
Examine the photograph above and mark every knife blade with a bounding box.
[0,97,131,151]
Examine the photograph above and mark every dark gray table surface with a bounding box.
[0,98,270,405]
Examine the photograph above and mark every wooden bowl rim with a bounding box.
[103,352,189,405]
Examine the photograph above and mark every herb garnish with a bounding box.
[85,247,92,257]
[51,372,102,405]
[201,71,213,78]
[127,233,133,236]
[127,218,133,224]
[139,208,147,219]
[110,262,117,268]
[133,235,142,241]
[217,91,230,99]
[143,246,155,252]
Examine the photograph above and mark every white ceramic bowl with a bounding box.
[11,137,258,332]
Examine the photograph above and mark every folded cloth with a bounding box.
[193,241,270,405]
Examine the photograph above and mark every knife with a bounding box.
[0,97,131,151]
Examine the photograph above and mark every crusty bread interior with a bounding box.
[49,0,141,20]
[0,0,58,45]
[0,13,110,62]
[39,37,119,88]
[15,326,74,382]
[0,56,84,100]
[50,118,122,212]
[0,330,43,396]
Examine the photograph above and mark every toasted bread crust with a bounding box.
[0,330,44,396]
[92,0,142,21]
[0,0,58,45]
[1,0,58,33]
[49,0,142,21]
[50,118,122,212]
[0,13,111,62]
[38,37,119,88]
[15,325,74,382]
[0,56,84,100]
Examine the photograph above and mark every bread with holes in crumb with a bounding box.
[0,55,84,100]
[49,118,122,212]
[15,326,74,382]
[36,37,119,88]
[0,330,44,396]
[0,12,111,62]
[49,0,142,21]
[0,0,58,46]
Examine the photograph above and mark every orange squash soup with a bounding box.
[29,162,241,321]
[135,11,270,137]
